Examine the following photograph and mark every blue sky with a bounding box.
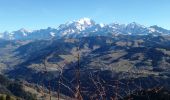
[0,0,170,32]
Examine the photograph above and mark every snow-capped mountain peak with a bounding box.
[12,28,31,37]
[0,18,170,40]
[18,28,32,33]
[127,22,146,29]
[76,18,95,26]
[148,25,170,35]
[56,18,96,36]
[99,23,105,28]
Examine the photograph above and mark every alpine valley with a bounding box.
[1,18,170,100]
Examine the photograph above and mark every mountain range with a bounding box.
[0,18,170,40]
[1,18,170,99]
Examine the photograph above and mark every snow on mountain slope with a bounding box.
[0,33,3,38]
[0,18,170,40]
